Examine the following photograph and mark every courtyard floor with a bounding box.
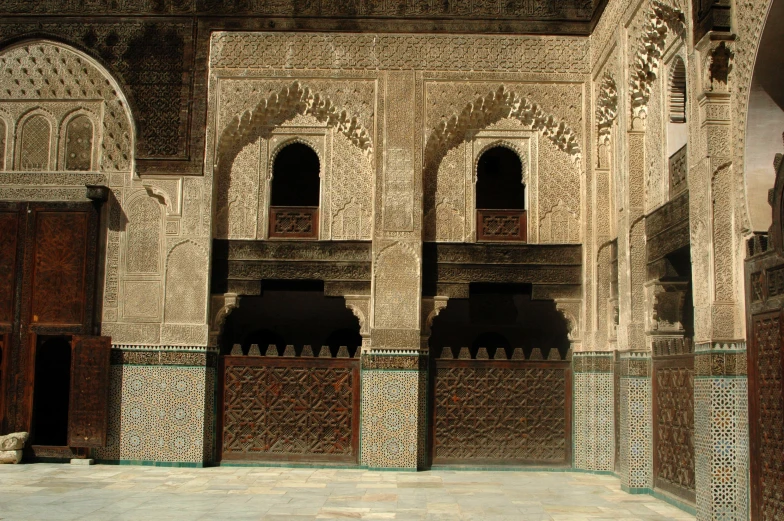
[0,464,695,521]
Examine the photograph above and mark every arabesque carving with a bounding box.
[629,1,686,117]
[596,72,619,142]
[424,86,581,174]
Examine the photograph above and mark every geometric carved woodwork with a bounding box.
[0,210,19,326]
[477,209,527,242]
[749,311,784,520]
[432,357,571,465]
[68,335,111,448]
[221,355,359,463]
[653,356,696,503]
[268,207,319,239]
[0,202,101,436]
[31,212,89,326]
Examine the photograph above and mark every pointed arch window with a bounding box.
[476,146,527,242]
[19,115,51,171]
[269,142,320,239]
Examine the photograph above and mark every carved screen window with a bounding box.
[269,142,320,239]
[64,116,94,171]
[19,115,51,171]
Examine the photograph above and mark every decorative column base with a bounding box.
[694,342,748,521]
[618,351,652,492]
[360,348,428,469]
[573,352,615,471]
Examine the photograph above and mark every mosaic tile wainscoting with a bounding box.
[573,352,615,471]
[360,351,428,469]
[618,351,653,492]
[93,348,216,466]
[694,344,749,521]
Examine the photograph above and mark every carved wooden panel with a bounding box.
[477,209,527,242]
[221,356,359,463]
[432,359,571,465]
[653,355,696,503]
[749,311,784,520]
[0,210,19,326]
[0,334,6,425]
[269,207,319,239]
[68,335,111,448]
[30,211,89,326]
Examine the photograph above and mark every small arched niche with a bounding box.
[667,56,688,159]
[475,146,527,242]
[269,141,321,239]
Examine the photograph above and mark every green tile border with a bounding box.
[94,459,205,468]
[220,461,365,470]
[621,484,696,516]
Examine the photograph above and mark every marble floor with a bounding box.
[0,464,695,521]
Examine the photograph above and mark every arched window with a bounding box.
[64,115,94,171]
[668,56,688,197]
[669,57,687,124]
[19,115,51,171]
[475,146,527,242]
[269,142,320,239]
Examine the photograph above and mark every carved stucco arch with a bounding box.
[424,85,581,173]
[596,72,619,144]
[215,81,372,174]
[267,136,324,181]
[0,39,135,173]
[628,0,686,121]
[472,139,528,181]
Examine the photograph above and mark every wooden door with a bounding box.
[68,336,111,448]
[0,201,103,441]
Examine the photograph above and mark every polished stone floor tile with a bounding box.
[0,465,694,521]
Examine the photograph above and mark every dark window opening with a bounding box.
[429,283,570,360]
[271,142,320,207]
[221,280,362,357]
[31,336,71,446]
[476,146,525,210]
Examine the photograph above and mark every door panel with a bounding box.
[30,211,90,327]
[68,335,111,448]
[0,210,19,326]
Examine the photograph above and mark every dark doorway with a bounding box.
[271,142,320,207]
[31,336,71,446]
[476,146,525,210]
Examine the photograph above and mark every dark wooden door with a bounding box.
[220,353,360,464]
[652,352,695,504]
[0,201,103,442]
[749,309,784,520]
[68,336,111,448]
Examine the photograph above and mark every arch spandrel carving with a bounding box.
[0,41,134,173]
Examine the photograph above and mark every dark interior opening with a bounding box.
[476,146,525,210]
[270,142,320,207]
[31,336,71,446]
[666,246,695,339]
[429,283,570,359]
[221,280,362,357]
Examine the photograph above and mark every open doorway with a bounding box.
[31,336,71,447]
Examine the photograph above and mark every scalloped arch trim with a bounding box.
[425,85,581,170]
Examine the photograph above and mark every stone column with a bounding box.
[688,37,749,521]
[618,351,653,492]
[573,352,615,472]
[360,70,427,469]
